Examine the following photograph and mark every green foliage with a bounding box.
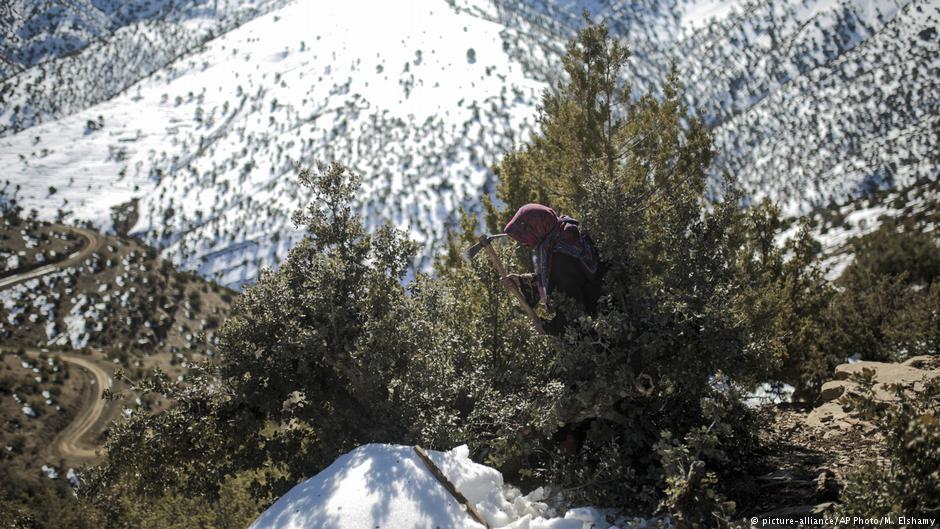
[483,20,759,511]
[827,269,909,363]
[885,282,940,358]
[2,470,262,529]
[91,472,264,529]
[836,374,940,519]
[844,220,940,286]
[654,396,739,529]
[493,22,632,217]
[0,485,103,529]
[83,18,940,526]
[86,163,557,517]
[732,206,940,398]
[826,221,940,362]
[732,201,835,396]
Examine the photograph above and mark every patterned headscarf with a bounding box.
[504,203,598,306]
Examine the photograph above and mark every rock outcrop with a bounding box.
[807,355,940,433]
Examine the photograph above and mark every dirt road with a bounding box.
[53,353,111,460]
[2,227,113,461]
[18,348,114,462]
[0,227,102,289]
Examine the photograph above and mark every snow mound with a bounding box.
[248,444,618,529]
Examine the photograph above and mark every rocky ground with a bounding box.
[741,356,940,525]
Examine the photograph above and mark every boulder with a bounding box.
[806,401,853,430]
[902,355,940,370]
[833,360,937,385]
[808,357,940,433]
[816,380,854,404]
[833,359,939,400]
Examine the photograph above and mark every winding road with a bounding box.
[22,348,112,461]
[2,226,112,462]
[0,227,103,289]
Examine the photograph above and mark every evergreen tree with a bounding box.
[475,21,760,513]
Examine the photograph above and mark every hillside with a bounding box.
[1,5,937,526]
[0,0,293,122]
[1,0,935,289]
[0,349,122,498]
[0,213,234,498]
[1,217,232,358]
[786,176,940,279]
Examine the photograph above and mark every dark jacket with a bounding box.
[519,252,603,334]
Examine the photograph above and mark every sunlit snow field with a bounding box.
[2,0,936,288]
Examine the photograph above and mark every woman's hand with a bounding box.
[500,274,521,291]
[500,273,533,291]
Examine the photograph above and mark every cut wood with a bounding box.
[413,446,491,529]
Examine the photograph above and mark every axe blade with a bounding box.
[464,233,508,260]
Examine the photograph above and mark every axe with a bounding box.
[466,233,545,334]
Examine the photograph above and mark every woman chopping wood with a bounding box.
[501,203,603,334]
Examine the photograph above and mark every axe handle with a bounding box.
[483,244,545,335]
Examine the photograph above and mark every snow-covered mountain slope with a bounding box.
[0,0,292,132]
[1,0,937,288]
[0,0,285,79]
[1,0,543,287]
[479,0,939,213]
[784,177,940,280]
[686,0,939,213]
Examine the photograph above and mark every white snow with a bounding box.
[249,444,638,529]
[67,468,80,488]
[1,0,934,290]
[61,295,92,349]
[680,0,743,33]
[5,254,21,271]
[745,382,795,407]
[41,464,59,479]
[1,0,545,288]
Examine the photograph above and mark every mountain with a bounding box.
[1,0,936,288]
[476,0,939,211]
[0,0,293,106]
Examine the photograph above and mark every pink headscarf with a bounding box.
[504,203,578,249]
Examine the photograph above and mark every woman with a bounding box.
[502,203,602,333]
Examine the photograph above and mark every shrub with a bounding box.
[844,220,940,287]
[732,202,837,397]
[654,396,742,529]
[85,164,554,509]
[826,221,940,362]
[86,21,778,524]
[836,372,940,519]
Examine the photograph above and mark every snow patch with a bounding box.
[249,444,648,529]
[745,382,795,407]
[41,465,59,479]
